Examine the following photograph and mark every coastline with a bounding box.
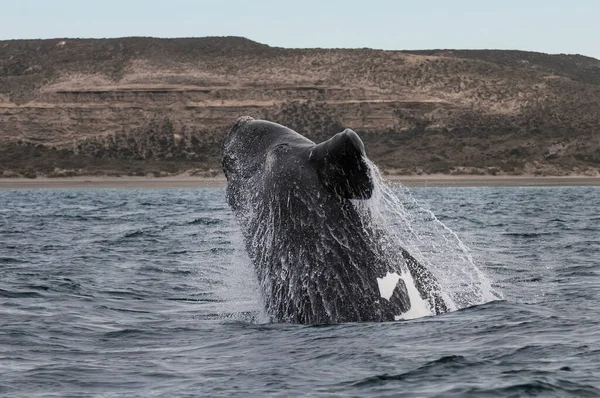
[2,174,600,189]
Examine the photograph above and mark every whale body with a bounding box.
[222,117,448,323]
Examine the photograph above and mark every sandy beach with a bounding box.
[2,174,600,189]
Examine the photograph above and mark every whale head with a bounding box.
[222,117,373,209]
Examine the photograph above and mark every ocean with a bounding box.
[0,186,599,397]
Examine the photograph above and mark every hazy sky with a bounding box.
[1,0,598,59]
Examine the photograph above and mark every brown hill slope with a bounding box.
[1,36,600,177]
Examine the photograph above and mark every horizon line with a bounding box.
[0,35,597,60]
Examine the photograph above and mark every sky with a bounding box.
[1,0,599,59]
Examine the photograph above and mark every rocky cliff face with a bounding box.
[1,37,600,177]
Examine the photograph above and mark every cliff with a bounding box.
[1,37,600,177]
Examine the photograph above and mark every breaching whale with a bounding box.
[222,117,449,323]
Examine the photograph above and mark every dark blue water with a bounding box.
[1,187,599,397]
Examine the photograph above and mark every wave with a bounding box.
[187,217,222,226]
[0,288,45,298]
[349,355,476,387]
[502,232,561,238]
[464,380,600,397]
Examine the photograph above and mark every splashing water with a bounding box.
[213,212,266,323]
[356,162,502,312]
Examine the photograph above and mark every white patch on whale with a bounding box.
[395,269,433,321]
[376,271,434,320]
[376,271,401,301]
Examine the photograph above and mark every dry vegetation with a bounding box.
[1,37,600,177]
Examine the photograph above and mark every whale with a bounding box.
[222,117,449,323]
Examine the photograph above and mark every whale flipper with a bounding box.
[401,249,449,314]
[309,129,373,200]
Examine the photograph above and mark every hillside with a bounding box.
[1,36,600,178]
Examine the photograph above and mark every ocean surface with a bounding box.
[0,186,599,397]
